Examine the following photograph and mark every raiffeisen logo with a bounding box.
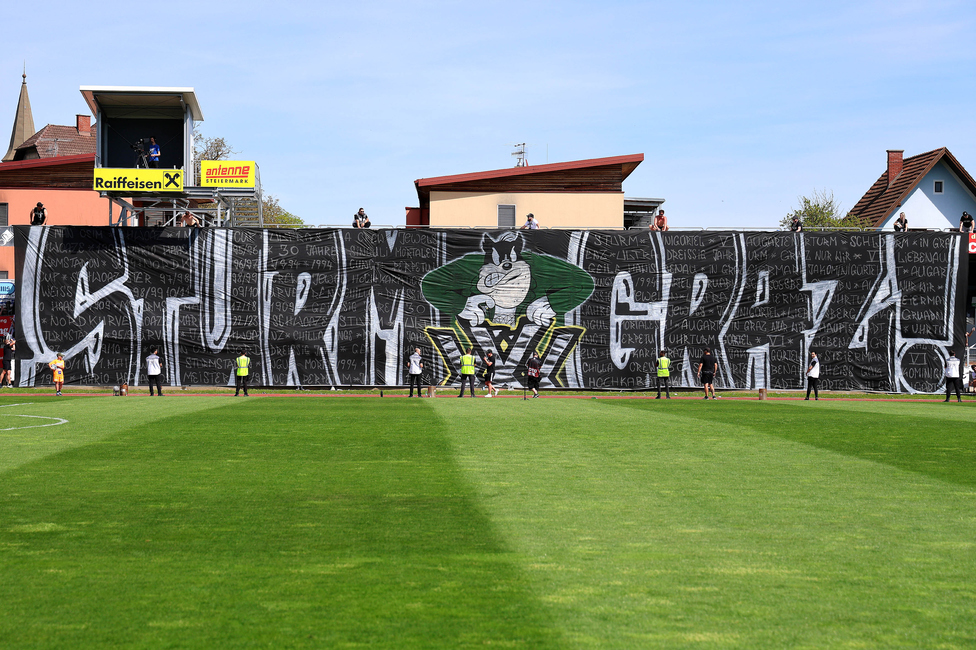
[92,169,183,192]
[200,161,256,187]
[95,176,162,190]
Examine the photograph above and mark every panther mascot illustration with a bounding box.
[421,231,593,329]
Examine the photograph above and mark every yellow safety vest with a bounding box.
[657,356,671,378]
[236,355,250,376]
[460,354,476,375]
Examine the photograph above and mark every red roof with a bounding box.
[14,122,97,159]
[851,148,976,227]
[416,153,643,187]
[414,154,644,211]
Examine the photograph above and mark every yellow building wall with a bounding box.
[0,188,111,279]
[428,191,624,229]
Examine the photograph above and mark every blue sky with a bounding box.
[3,0,974,228]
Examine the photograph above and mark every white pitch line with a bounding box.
[0,412,69,431]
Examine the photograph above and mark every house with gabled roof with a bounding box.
[410,153,644,229]
[852,148,976,231]
[0,72,109,279]
[10,116,97,161]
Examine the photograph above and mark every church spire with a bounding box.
[2,68,36,162]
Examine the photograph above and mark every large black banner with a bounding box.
[14,226,969,393]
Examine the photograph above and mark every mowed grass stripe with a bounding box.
[432,398,976,648]
[0,396,231,475]
[612,398,976,487]
[0,397,561,649]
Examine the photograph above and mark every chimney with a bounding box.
[76,114,91,135]
[886,150,904,189]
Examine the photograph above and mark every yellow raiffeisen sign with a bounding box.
[200,161,256,187]
[93,169,184,192]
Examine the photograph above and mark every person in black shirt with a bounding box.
[482,350,498,397]
[0,338,13,388]
[526,351,542,398]
[30,202,46,226]
[893,212,908,232]
[961,212,975,233]
[353,208,371,229]
[789,216,802,232]
[697,348,719,399]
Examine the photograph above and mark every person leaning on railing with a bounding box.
[649,209,669,232]
[961,211,975,233]
[181,212,201,227]
[893,212,908,232]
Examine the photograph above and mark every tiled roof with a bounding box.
[14,122,97,158]
[851,148,976,227]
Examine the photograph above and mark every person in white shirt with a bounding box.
[804,351,820,401]
[944,349,962,403]
[406,347,424,397]
[520,213,539,230]
[146,347,164,396]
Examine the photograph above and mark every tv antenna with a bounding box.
[512,142,527,167]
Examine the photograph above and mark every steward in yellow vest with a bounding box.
[656,350,671,399]
[458,348,477,397]
[234,349,251,397]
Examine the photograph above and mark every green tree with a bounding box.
[780,189,867,230]
[262,194,303,228]
[193,131,238,163]
[192,130,303,227]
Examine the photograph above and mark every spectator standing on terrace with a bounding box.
[944,349,962,402]
[181,212,201,227]
[960,211,975,233]
[49,353,65,396]
[146,347,164,397]
[789,215,803,232]
[893,212,908,232]
[30,202,46,226]
[697,348,718,399]
[520,213,539,230]
[805,351,820,401]
[1,338,14,388]
[353,208,371,229]
[406,347,424,397]
[649,210,669,232]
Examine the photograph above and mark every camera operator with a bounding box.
[148,136,160,168]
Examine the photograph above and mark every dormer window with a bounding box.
[934,180,944,194]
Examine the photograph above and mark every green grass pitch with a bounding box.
[0,395,974,648]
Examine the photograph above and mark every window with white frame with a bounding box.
[933,180,944,194]
[0,203,7,227]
